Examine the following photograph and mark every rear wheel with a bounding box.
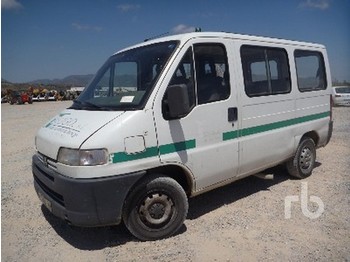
[123,176,188,241]
[287,137,316,179]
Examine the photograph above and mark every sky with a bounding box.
[1,0,350,83]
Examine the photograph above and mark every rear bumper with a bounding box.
[334,102,350,106]
[333,97,350,106]
[32,154,145,227]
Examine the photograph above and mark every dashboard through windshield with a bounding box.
[71,41,178,111]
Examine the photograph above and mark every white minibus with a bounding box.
[33,32,333,240]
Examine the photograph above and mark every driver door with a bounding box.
[153,39,239,192]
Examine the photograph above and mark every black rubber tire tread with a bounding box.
[287,137,316,179]
[123,175,188,241]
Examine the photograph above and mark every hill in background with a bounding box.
[1,74,93,93]
[28,74,94,86]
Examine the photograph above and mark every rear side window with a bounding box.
[241,45,291,97]
[294,50,327,91]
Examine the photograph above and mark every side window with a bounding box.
[162,48,195,119]
[294,50,327,91]
[194,44,230,104]
[241,45,291,97]
[168,48,195,108]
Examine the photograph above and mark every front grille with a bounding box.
[35,162,54,181]
[37,153,57,171]
[34,175,65,207]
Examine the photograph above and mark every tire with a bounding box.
[287,137,316,179]
[123,176,188,241]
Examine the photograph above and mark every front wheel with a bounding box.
[123,176,188,241]
[287,137,316,179]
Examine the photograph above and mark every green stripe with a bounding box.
[223,130,239,141]
[159,139,196,155]
[113,111,329,163]
[111,139,196,163]
[224,111,330,140]
[112,146,158,163]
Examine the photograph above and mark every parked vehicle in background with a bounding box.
[32,90,58,102]
[46,90,58,101]
[9,91,33,105]
[65,87,84,100]
[1,95,9,103]
[332,86,350,106]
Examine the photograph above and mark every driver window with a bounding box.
[194,44,230,104]
[168,48,195,108]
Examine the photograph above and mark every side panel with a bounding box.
[293,48,332,147]
[236,41,331,176]
[239,97,296,174]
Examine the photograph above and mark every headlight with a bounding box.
[57,148,109,166]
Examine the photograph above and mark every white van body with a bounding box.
[33,32,333,240]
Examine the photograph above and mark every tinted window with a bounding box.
[194,44,230,104]
[163,43,231,119]
[168,48,196,109]
[241,46,291,97]
[294,50,327,91]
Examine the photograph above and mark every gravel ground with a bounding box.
[1,101,350,261]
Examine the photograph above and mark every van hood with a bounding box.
[35,109,125,160]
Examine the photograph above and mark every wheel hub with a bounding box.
[149,202,165,219]
[139,193,174,226]
[300,147,313,170]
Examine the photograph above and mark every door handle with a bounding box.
[228,107,238,122]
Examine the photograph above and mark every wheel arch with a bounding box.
[147,164,194,196]
[124,163,194,202]
[301,131,319,147]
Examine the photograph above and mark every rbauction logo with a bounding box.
[285,182,325,219]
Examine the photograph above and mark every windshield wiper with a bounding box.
[69,100,105,110]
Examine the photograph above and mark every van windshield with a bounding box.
[70,41,178,111]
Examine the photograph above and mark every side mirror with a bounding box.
[165,84,191,119]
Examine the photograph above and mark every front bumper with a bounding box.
[32,154,145,227]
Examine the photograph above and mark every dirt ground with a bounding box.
[1,101,349,261]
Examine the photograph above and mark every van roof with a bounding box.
[115,31,325,54]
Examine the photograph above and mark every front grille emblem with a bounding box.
[42,156,48,167]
